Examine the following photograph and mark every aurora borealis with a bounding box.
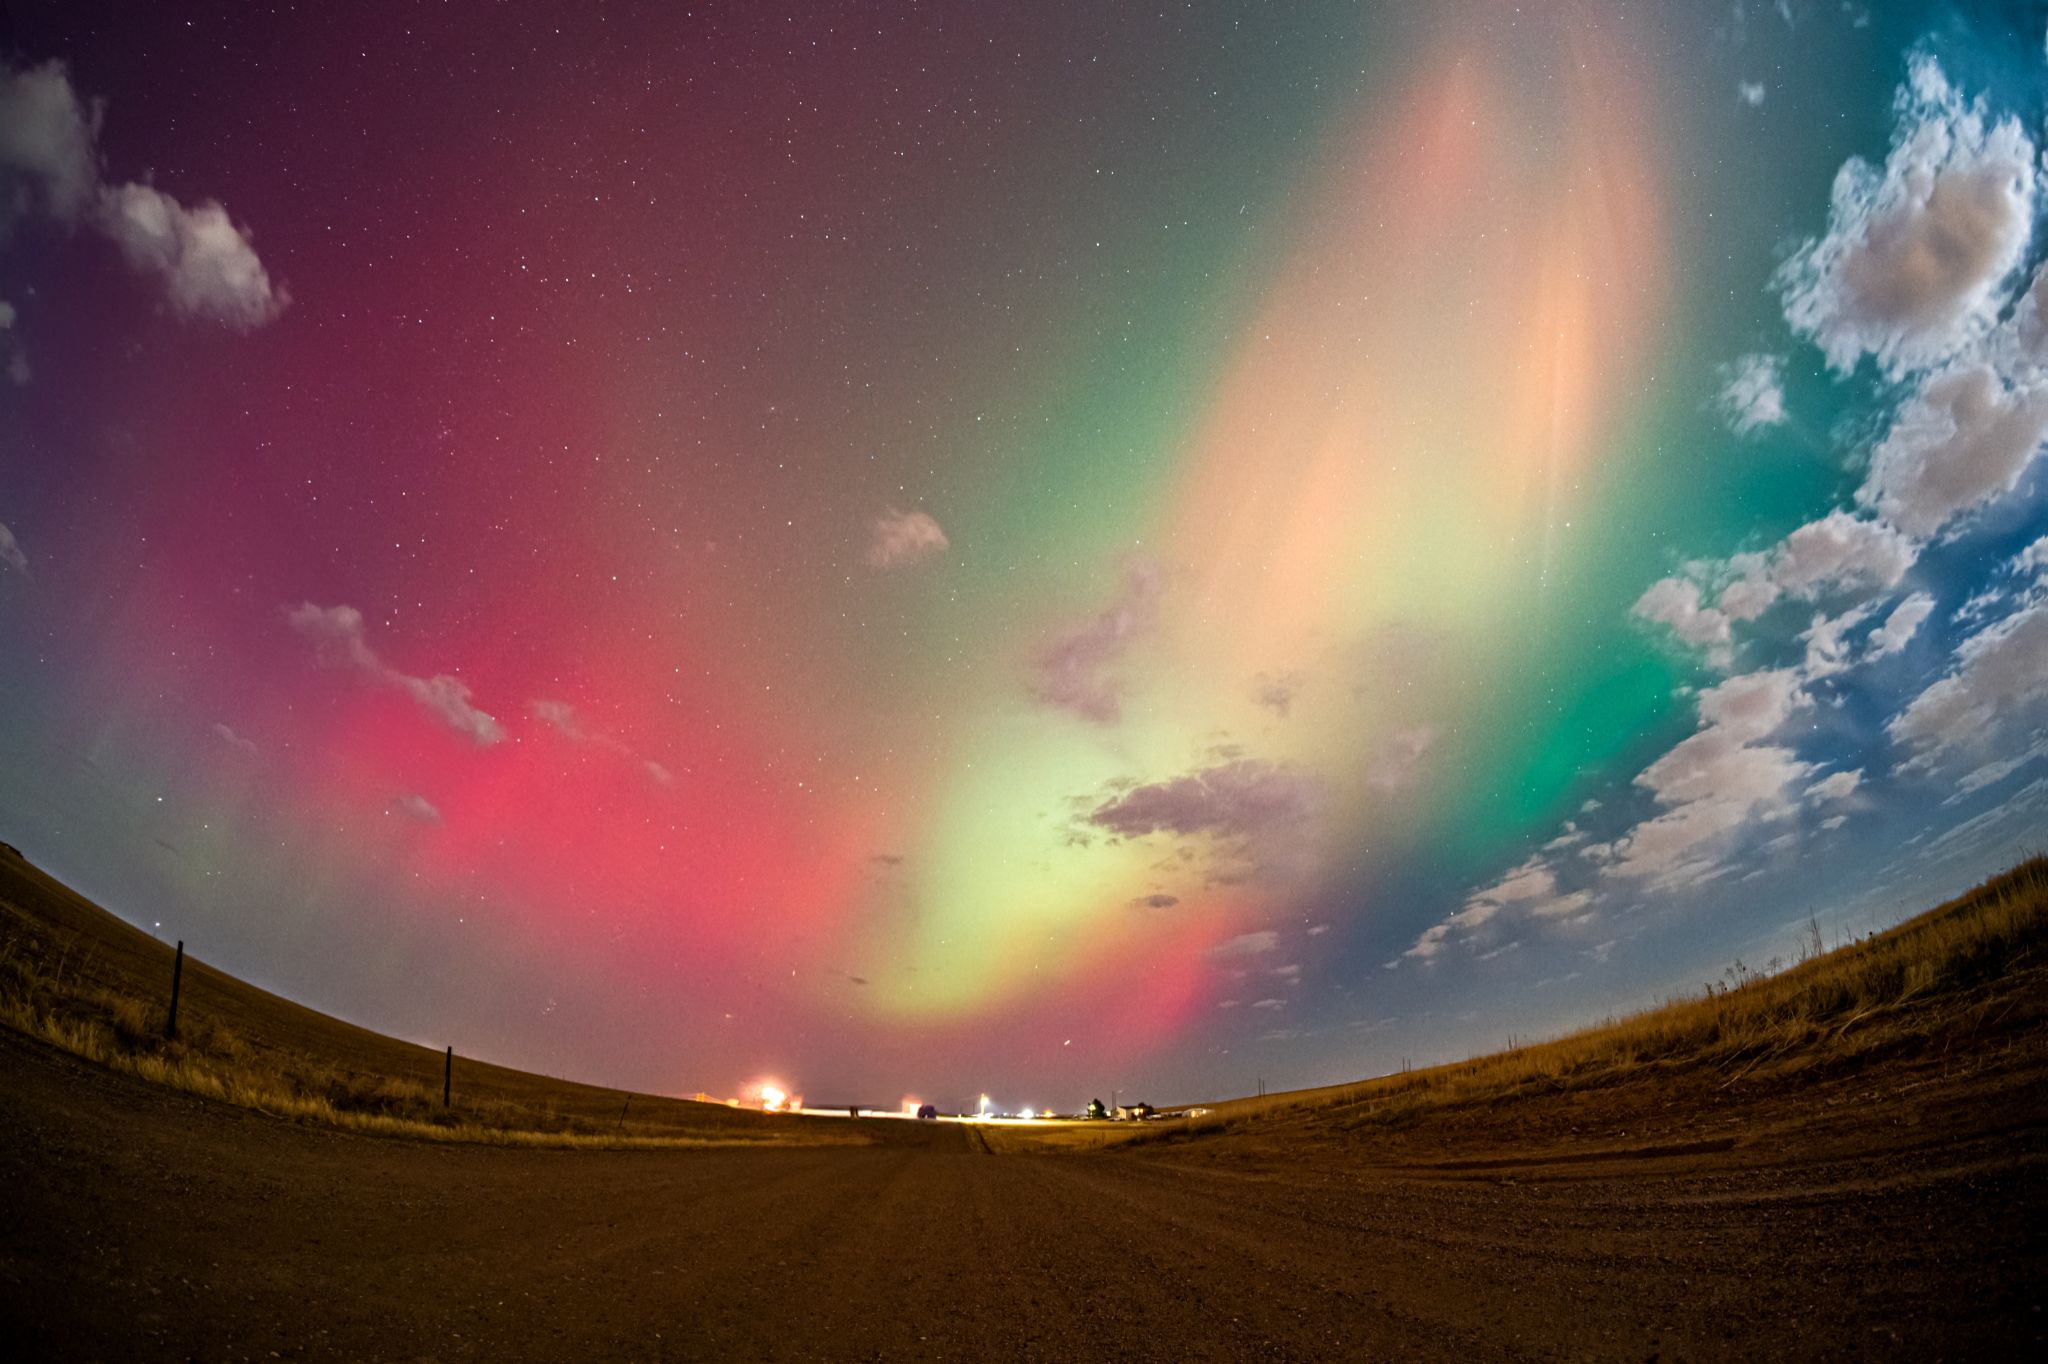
[2,1,2046,1108]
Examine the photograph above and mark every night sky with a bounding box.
[3,1,2046,1111]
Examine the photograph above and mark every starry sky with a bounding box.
[3,1,2046,1110]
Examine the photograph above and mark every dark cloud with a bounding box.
[1252,671,1304,718]
[1029,564,1161,724]
[1088,758,1321,841]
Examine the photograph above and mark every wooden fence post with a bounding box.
[165,941,184,1040]
[443,1045,453,1108]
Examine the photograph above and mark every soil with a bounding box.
[3,1018,2042,1362]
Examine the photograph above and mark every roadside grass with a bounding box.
[1022,855,2048,1154]
[0,886,859,1151]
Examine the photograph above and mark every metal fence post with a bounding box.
[165,941,184,1040]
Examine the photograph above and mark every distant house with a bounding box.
[1114,1103,1154,1121]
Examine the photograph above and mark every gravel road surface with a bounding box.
[2,1029,2039,1362]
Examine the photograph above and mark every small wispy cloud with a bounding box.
[212,723,258,757]
[1803,768,1863,803]
[530,697,674,786]
[867,507,949,569]
[392,793,441,823]
[285,603,504,745]
[1206,930,1279,961]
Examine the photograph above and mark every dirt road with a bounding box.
[1,1029,2039,1362]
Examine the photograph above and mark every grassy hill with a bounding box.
[993,855,2048,1156]
[0,842,858,1148]
[6,836,2043,1159]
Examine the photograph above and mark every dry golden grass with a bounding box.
[0,850,861,1150]
[1017,856,2048,1154]
[0,989,854,1150]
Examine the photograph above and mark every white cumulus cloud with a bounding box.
[1856,360,2048,538]
[1400,853,1597,962]
[1772,511,1918,599]
[1716,353,1788,435]
[0,520,26,577]
[1777,55,2037,380]
[97,182,287,330]
[1889,600,2048,780]
[1603,669,1812,887]
[1636,515,1919,665]
[1867,592,1936,658]
[0,59,286,334]
[0,59,98,226]
[1800,603,1877,680]
[1634,577,1733,662]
